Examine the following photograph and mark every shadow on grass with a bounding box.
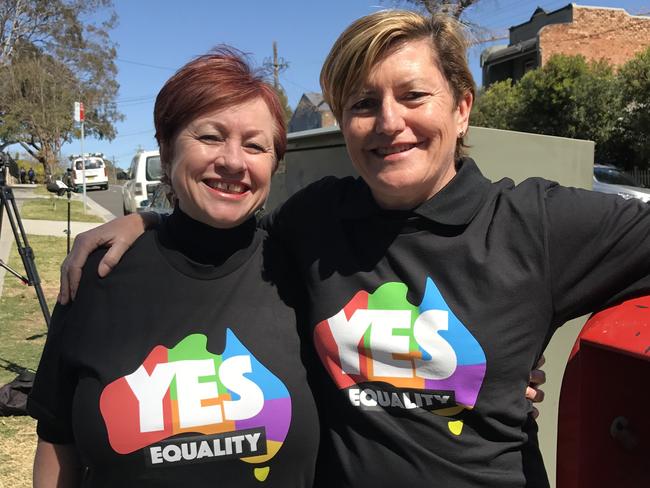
[25,332,47,341]
[0,356,35,375]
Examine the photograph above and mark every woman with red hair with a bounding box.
[29,47,319,487]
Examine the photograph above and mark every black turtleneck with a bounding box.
[156,206,261,279]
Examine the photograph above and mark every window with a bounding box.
[75,159,103,170]
[594,167,640,187]
[129,156,138,179]
[523,59,536,73]
[146,155,162,181]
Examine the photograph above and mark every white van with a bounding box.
[122,150,162,214]
[70,154,109,191]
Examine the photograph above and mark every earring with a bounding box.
[458,129,465,138]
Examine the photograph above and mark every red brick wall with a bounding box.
[539,6,650,67]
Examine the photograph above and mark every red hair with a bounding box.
[154,45,286,173]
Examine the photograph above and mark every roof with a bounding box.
[301,92,332,113]
[304,92,323,106]
[481,38,538,66]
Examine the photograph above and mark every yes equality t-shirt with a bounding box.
[29,220,319,487]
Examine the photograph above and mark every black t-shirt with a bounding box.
[29,211,319,487]
[266,158,650,487]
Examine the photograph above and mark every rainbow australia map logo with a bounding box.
[99,331,291,482]
[314,278,486,435]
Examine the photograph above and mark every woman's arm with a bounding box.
[58,212,159,304]
[33,438,81,488]
[546,186,650,324]
[58,176,328,304]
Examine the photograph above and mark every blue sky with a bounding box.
[61,0,648,169]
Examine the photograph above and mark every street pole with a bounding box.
[81,119,87,213]
[273,41,279,89]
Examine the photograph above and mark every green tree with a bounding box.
[273,85,293,125]
[471,80,521,130]
[615,46,650,169]
[1,0,116,66]
[0,0,122,177]
[0,50,76,172]
[515,55,619,164]
[471,55,620,165]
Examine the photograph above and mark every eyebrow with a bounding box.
[194,121,270,139]
[358,77,434,93]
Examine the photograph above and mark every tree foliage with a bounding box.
[616,48,650,169]
[1,0,116,66]
[0,0,122,177]
[273,86,293,125]
[514,56,618,144]
[384,0,496,44]
[386,0,478,18]
[470,80,520,130]
[471,51,650,169]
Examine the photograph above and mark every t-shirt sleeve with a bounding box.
[28,303,77,444]
[545,185,650,326]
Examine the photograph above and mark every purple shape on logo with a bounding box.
[424,363,487,407]
[234,397,292,441]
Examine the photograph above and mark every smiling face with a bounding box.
[168,97,276,228]
[340,38,472,210]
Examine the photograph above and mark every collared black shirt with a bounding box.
[337,156,492,226]
[266,157,650,487]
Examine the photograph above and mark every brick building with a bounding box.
[481,3,650,87]
[288,92,337,133]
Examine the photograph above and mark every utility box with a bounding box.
[557,295,650,487]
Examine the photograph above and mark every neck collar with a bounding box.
[339,157,491,226]
[156,206,260,279]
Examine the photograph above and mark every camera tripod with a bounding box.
[0,155,51,328]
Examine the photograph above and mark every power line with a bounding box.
[37,39,176,72]
[279,74,312,92]
[114,95,157,103]
[115,129,155,139]
[116,99,156,108]
[115,58,176,71]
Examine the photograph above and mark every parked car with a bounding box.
[121,150,162,214]
[142,183,173,215]
[592,165,650,203]
[70,154,109,191]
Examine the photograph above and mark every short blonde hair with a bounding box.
[320,10,475,158]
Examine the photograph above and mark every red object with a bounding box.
[79,102,84,121]
[557,295,650,487]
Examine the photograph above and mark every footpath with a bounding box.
[0,186,115,298]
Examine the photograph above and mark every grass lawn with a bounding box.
[31,185,50,197]
[20,198,104,223]
[0,235,67,487]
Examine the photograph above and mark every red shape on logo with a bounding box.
[100,345,173,454]
[313,290,369,389]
